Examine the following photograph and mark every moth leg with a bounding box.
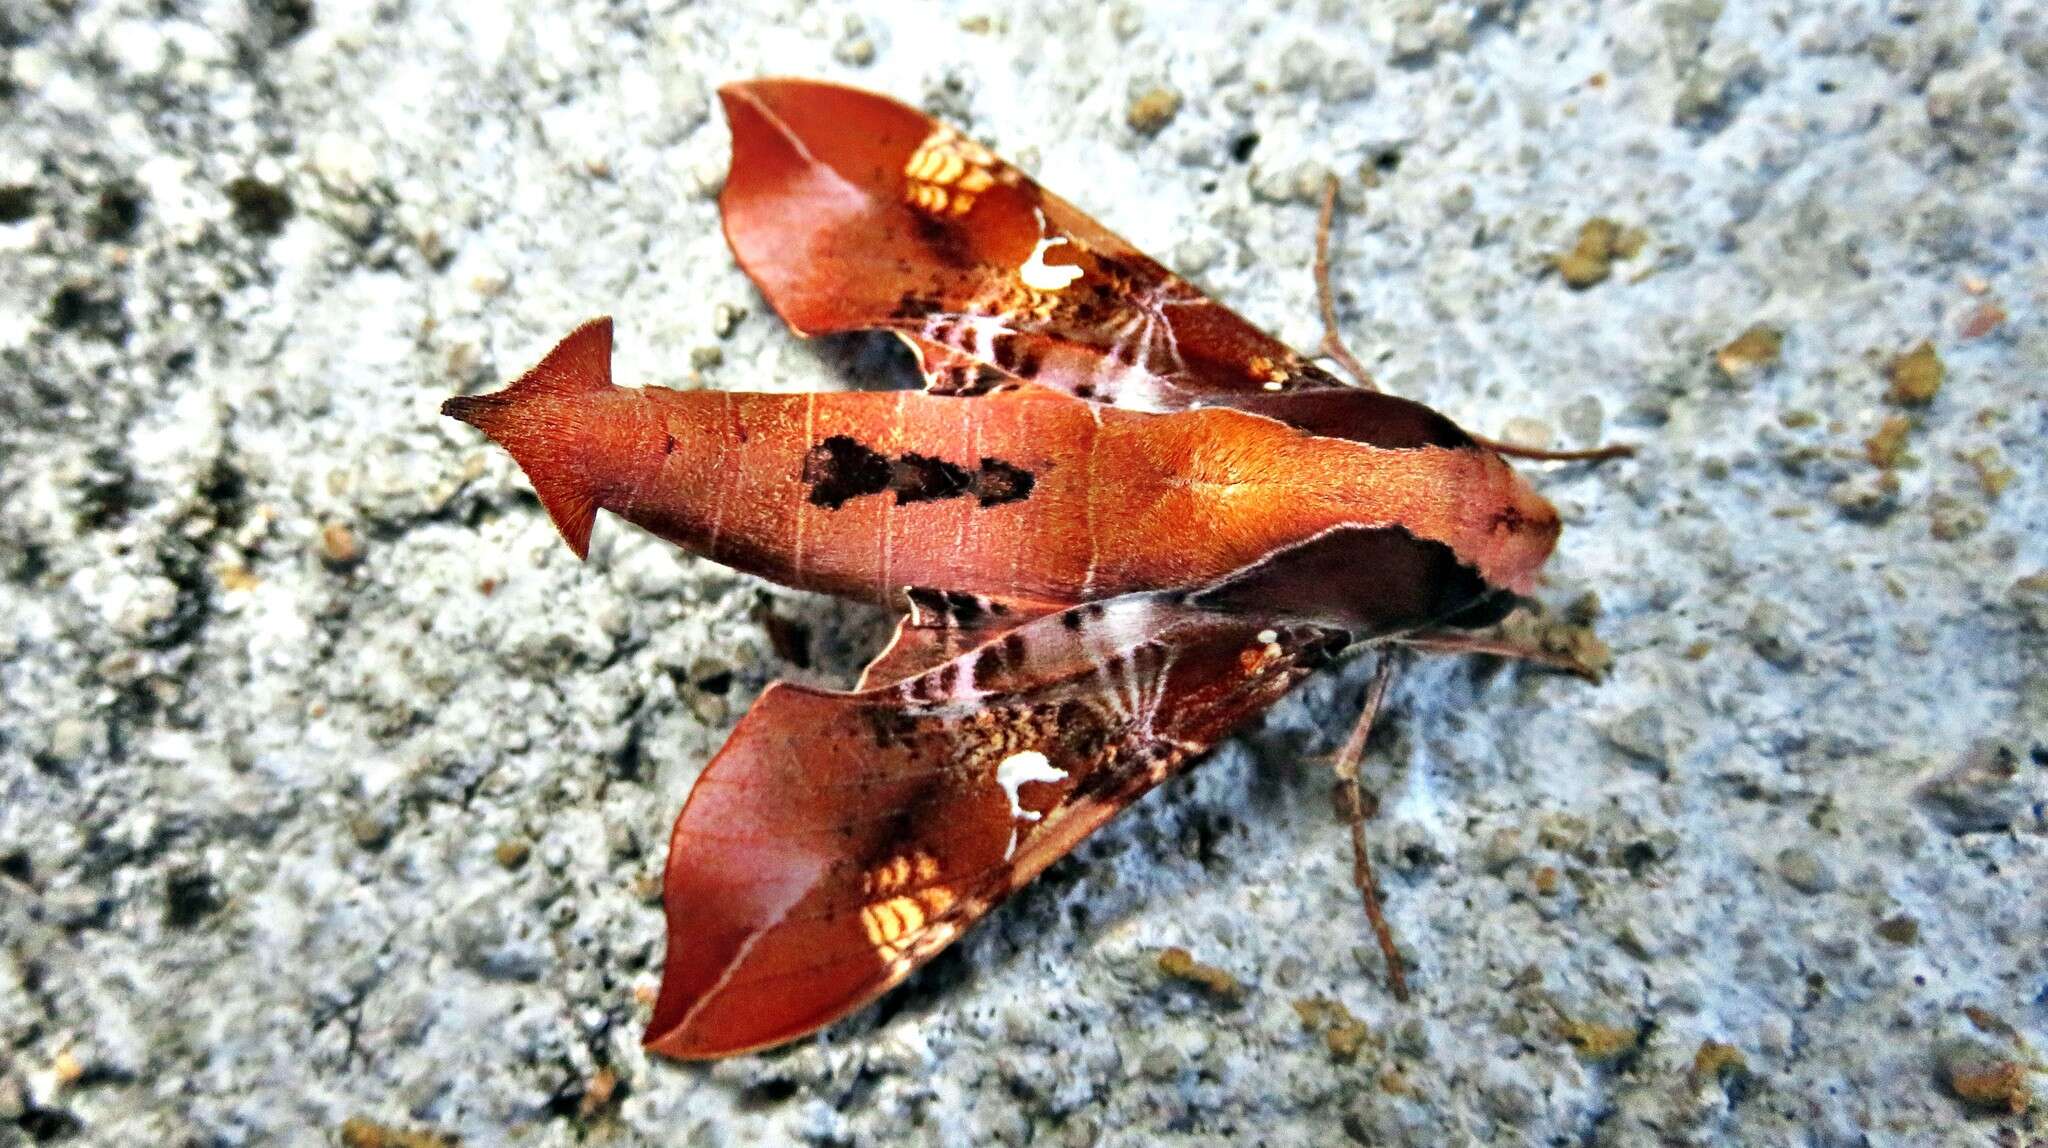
[1331,653,1409,1002]
[1396,630,1604,683]
[1466,433,1636,464]
[1313,175,1379,392]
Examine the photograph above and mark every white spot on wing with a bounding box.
[996,750,1067,821]
[996,749,1068,860]
[1019,235,1082,292]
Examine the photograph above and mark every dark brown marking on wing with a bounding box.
[912,212,975,270]
[805,438,1035,512]
[1215,390,1478,451]
[988,333,1045,381]
[1191,524,1494,635]
[973,458,1035,506]
[803,435,895,509]
[905,585,950,621]
[892,293,942,320]
[891,452,974,504]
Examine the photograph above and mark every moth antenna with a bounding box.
[1313,174,1378,392]
[441,317,615,560]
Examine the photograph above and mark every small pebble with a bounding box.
[1956,301,2004,339]
[1715,324,1782,378]
[1775,847,1836,894]
[1742,602,1803,669]
[1156,946,1243,999]
[1926,492,1986,542]
[1864,415,1911,468]
[833,35,875,67]
[1126,86,1182,136]
[1552,218,1645,289]
[1600,706,1669,768]
[320,521,363,568]
[494,837,532,869]
[1884,341,1944,405]
[1935,1037,2031,1114]
[1828,471,1900,522]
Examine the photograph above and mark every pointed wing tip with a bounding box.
[714,80,752,113]
[644,967,747,1060]
[715,77,803,121]
[642,976,829,1061]
[642,1000,723,1060]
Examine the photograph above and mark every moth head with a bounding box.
[1473,459,1563,597]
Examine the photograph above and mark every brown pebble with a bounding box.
[1885,341,1944,405]
[1927,492,1986,542]
[1874,914,1919,944]
[1126,87,1183,135]
[349,812,396,851]
[1963,1006,2019,1041]
[1958,447,2015,498]
[1157,946,1243,999]
[320,522,363,568]
[1956,302,2004,340]
[339,1117,457,1148]
[1715,325,1782,377]
[1324,1018,1371,1060]
[578,1066,620,1119]
[493,838,532,869]
[1865,415,1912,469]
[1690,1040,1748,1086]
[1937,1038,2032,1115]
[1554,219,1621,289]
[1560,1016,1639,1062]
[1293,995,1373,1060]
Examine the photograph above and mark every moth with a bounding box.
[444,78,1625,1059]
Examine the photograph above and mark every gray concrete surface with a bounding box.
[2,0,2043,1144]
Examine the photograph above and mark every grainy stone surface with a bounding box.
[2,1,2044,1145]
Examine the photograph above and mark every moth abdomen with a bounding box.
[442,316,624,560]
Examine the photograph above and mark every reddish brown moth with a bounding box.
[444,78,1624,1059]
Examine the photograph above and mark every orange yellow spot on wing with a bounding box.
[860,887,962,963]
[905,126,1000,218]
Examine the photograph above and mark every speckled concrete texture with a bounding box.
[2,1,2043,1144]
